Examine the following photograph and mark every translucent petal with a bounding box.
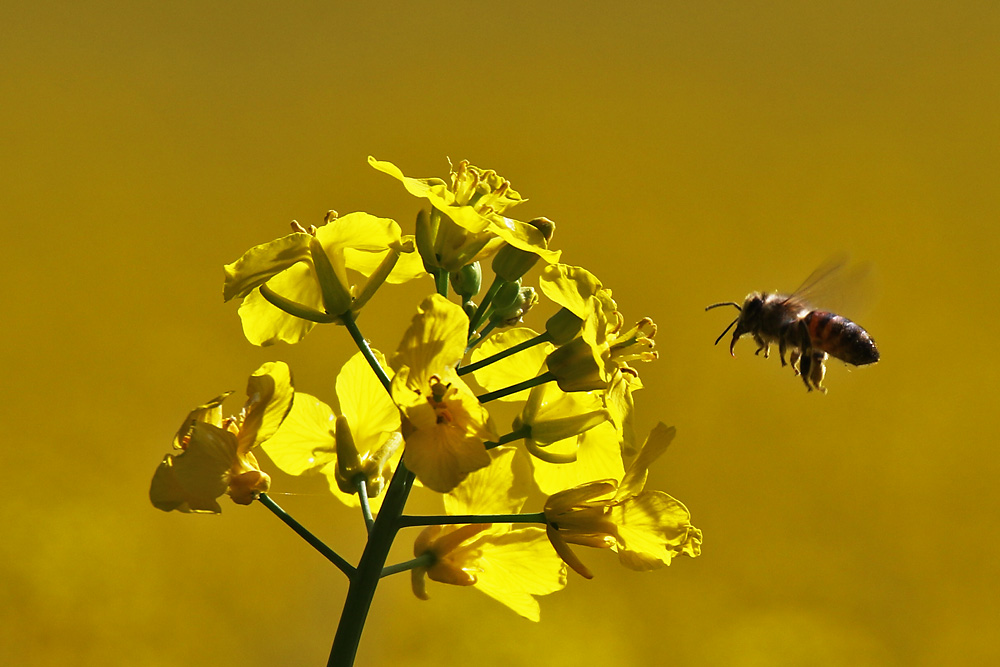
[402,424,491,493]
[391,295,468,378]
[335,350,399,453]
[617,423,675,500]
[611,491,697,570]
[238,361,295,452]
[471,528,568,621]
[532,422,625,496]
[538,264,604,319]
[223,232,313,301]
[237,264,323,346]
[260,392,337,476]
[150,423,237,513]
[470,327,550,399]
[446,446,531,516]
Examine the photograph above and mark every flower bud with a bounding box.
[490,217,555,282]
[450,262,482,299]
[490,286,538,328]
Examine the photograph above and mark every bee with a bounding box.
[705,259,880,392]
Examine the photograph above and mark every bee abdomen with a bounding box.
[804,311,880,366]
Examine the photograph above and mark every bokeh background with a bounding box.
[3,2,997,665]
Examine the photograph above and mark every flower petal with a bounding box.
[223,232,313,301]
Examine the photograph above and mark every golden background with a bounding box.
[4,2,997,665]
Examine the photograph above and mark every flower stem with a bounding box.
[340,311,392,393]
[484,426,530,450]
[355,476,374,533]
[380,553,434,578]
[458,330,553,376]
[328,462,415,667]
[398,511,547,528]
[477,371,556,403]
[434,269,450,297]
[468,276,502,334]
[257,493,355,578]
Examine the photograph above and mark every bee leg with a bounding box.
[789,349,801,375]
[798,350,813,391]
[779,339,788,366]
[753,334,769,358]
[809,352,828,393]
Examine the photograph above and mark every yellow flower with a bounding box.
[224,212,425,346]
[543,423,702,578]
[150,362,294,513]
[540,264,656,453]
[391,295,496,492]
[369,157,560,270]
[260,351,402,510]
[411,448,567,620]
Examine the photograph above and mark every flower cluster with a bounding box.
[150,157,701,662]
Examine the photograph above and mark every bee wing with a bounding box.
[785,253,875,316]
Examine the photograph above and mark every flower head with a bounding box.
[260,351,402,510]
[543,423,702,578]
[224,212,425,346]
[411,448,567,620]
[391,295,496,492]
[370,157,560,271]
[150,362,294,513]
[540,264,657,453]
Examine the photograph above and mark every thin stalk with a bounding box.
[483,427,529,450]
[468,276,502,334]
[355,477,374,533]
[257,493,355,578]
[435,270,450,297]
[398,511,547,528]
[477,371,556,403]
[380,553,434,579]
[340,311,392,393]
[458,330,553,376]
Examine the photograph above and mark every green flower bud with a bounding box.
[450,262,482,299]
[490,286,538,327]
[490,217,556,281]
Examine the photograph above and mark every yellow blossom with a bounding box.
[260,351,402,510]
[411,448,567,620]
[391,295,496,492]
[369,157,561,270]
[543,423,702,578]
[150,362,294,513]
[224,212,425,346]
[540,264,657,453]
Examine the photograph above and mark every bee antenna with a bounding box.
[705,301,742,312]
[713,317,739,346]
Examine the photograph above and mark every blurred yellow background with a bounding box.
[3,1,997,665]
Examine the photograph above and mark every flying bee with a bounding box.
[705,258,880,392]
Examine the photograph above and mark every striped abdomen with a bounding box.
[804,311,880,366]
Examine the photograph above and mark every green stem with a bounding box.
[340,311,392,393]
[484,427,529,450]
[468,276,502,334]
[477,371,556,403]
[398,511,547,528]
[380,553,434,579]
[356,476,374,533]
[435,270,450,297]
[257,493,355,578]
[458,331,553,376]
